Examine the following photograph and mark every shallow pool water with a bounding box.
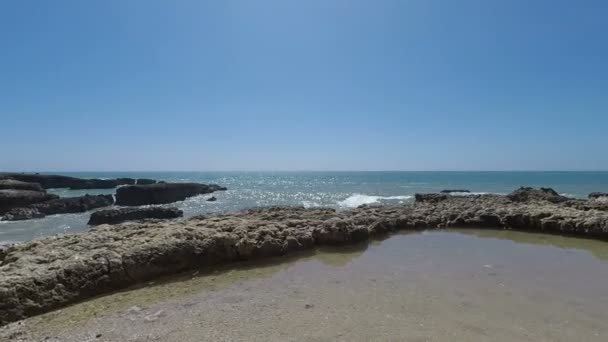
[4,229,608,341]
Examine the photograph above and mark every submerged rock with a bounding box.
[1,195,114,221]
[115,183,227,206]
[507,187,568,203]
[88,207,183,225]
[207,196,217,202]
[0,190,59,215]
[69,179,120,190]
[440,189,470,194]
[0,179,43,192]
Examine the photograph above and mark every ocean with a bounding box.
[1,171,607,244]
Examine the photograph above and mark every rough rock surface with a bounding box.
[415,193,448,203]
[88,207,184,225]
[1,189,608,325]
[0,190,59,215]
[136,178,157,185]
[1,195,114,221]
[0,180,43,192]
[507,187,569,203]
[115,183,227,206]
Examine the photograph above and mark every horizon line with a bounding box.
[3,170,608,173]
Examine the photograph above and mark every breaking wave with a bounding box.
[338,194,412,208]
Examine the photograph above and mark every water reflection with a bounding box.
[452,228,608,260]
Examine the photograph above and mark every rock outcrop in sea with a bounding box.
[136,178,157,185]
[1,187,607,325]
[115,183,227,206]
[0,190,59,215]
[507,186,568,203]
[0,179,44,192]
[0,173,154,190]
[1,195,114,221]
[88,206,184,225]
[440,189,470,194]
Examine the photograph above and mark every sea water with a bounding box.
[1,171,607,243]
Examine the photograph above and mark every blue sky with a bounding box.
[1,0,606,171]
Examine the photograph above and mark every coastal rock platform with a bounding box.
[1,189,608,325]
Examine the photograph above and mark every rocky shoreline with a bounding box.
[0,173,226,223]
[1,187,608,325]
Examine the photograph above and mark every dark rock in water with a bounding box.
[2,195,114,221]
[0,190,59,215]
[117,178,136,185]
[207,196,217,202]
[115,183,227,206]
[88,207,183,225]
[415,193,448,203]
[69,179,119,190]
[589,192,608,200]
[136,179,157,185]
[0,173,137,190]
[0,173,80,189]
[440,189,470,194]
[508,187,568,203]
[0,179,44,192]
[1,207,46,220]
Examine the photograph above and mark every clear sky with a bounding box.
[1,0,606,171]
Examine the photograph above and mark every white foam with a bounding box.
[338,194,412,208]
[302,201,322,208]
[447,192,505,196]
[594,196,608,203]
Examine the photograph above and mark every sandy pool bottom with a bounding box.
[3,229,608,342]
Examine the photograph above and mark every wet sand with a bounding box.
[3,230,608,341]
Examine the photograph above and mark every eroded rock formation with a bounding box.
[1,189,608,325]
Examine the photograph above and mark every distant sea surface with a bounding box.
[1,171,607,244]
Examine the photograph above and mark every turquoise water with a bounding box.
[1,171,607,243]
